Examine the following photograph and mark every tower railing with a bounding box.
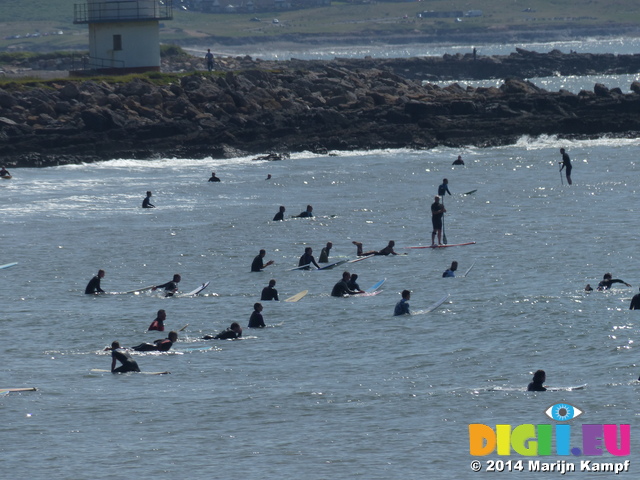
[74,0,173,24]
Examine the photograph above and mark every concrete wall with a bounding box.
[88,20,160,70]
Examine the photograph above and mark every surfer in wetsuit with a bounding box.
[297,205,313,218]
[431,196,446,246]
[527,370,547,392]
[142,191,155,208]
[251,249,274,272]
[152,274,181,296]
[0,166,10,177]
[442,261,458,278]
[261,279,279,301]
[559,148,572,185]
[132,331,178,352]
[452,155,464,165]
[273,206,285,221]
[331,271,360,297]
[319,242,333,263]
[109,341,141,373]
[208,171,220,182]
[148,309,166,331]
[347,273,365,294]
[597,273,631,291]
[394,290,411,316]
[85,269,105,294]
[352,240,399,257]
[299,247,320,270]
[248,303,265,328]
[204,322,242,340]
[438,178,451,197]
[630,289,640,310]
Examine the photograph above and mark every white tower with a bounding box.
[74,0,173,73]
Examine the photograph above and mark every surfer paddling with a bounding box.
[596,273,631,291]
[132,331,178,352]
[203,322,243,340]
[152,274,181,296]
[352,240,398,256]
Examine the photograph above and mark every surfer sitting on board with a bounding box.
[152,274,181,296]
[0,166,10,177]
[108,341,141,373]
[204,322,243,340]
[252,249,274,272]
[132,331,178,352]
[347,273,365,294]
[261,279,279,301]
[84,269,105,294]
[299,247,320,270]
[331,271,361,297]
[442,261,458,278]
[319,242,333,263]
[431,196,446,246]
[597,273,631,291]
[352,240,399,257]
[273,206,285,221]
[142,191,155,208]
[248,303,266,328]
[148,309,166,331]
[394,290,411,316]
[527,370,547,392]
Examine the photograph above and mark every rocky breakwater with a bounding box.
[2,63,640,167]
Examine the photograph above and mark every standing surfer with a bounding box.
[559,148,572,185]
[431,196,446,246]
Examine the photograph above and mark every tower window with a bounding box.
[113,35,122,51]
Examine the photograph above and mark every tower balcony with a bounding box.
[74,0,173,24]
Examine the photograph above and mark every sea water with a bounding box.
[2,133,640,478]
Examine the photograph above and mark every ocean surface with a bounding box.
[3,38,640,479]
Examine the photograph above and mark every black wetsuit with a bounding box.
[431,202,444,230]
[156,280,178,296]
[630,294,640,310]
[331,280,357,297]
[132,338,173,352]
[298,210,313,218]
[204,328,242,340]
[251,255,266,272]
[261,286,279,301]
[248,311,265,328]
[299,253,319,269]
[208,175,220,182]
[111,348,140,373]
[85,275,104,294]
[598,279,626,290]
[438,183,451,197]
[142,197,155,208]
[347,280,360,291]
[527,381,546,392]
[273,211,284,221]
[561,151,572,177]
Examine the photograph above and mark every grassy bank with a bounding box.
[2,0,640,52]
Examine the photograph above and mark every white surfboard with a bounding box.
[91,369,170,375]
[288,263,313,271]
[120,285,155,295]
[0,262,18,270]
[316,259,349,270]
[412,294,450,315]
[348,254,375,263]
[181,281,210,296]
[462,261,476,278]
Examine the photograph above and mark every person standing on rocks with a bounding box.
[559,148,572,185]
[205,49,214,72]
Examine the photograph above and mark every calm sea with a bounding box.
[2,40,640,479]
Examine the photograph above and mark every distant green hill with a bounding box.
[2,0,640,52]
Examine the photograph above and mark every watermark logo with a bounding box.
[468,403,631,474]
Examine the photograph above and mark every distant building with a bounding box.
[73,0,173,74]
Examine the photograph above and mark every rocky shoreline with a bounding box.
[1,50,640,168]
